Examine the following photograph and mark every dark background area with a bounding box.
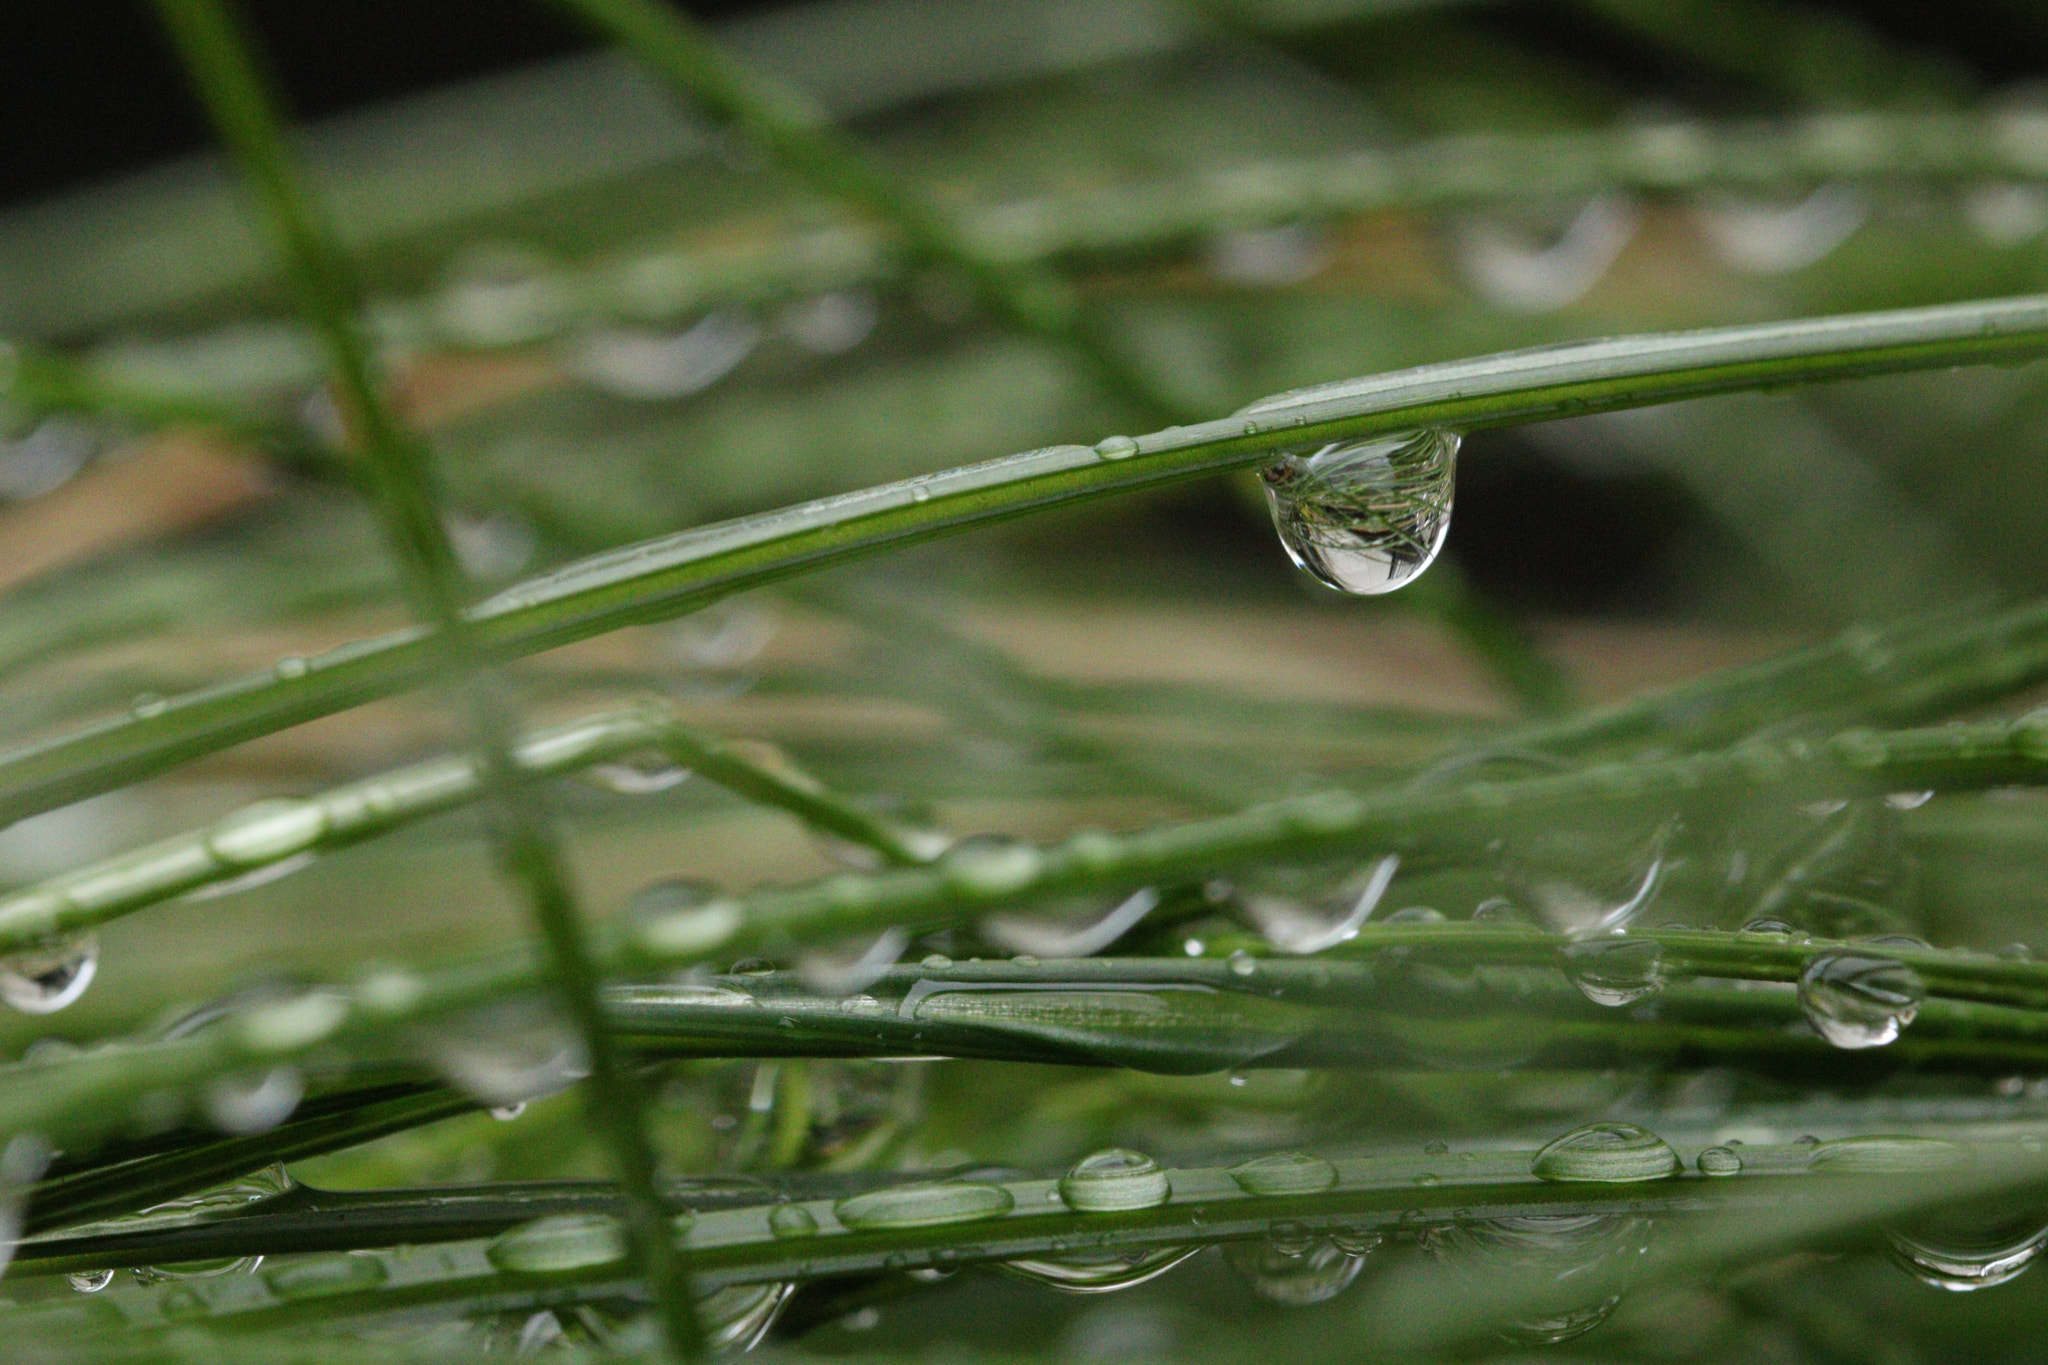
[4,0,2041,210]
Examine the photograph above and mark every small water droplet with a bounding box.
[1561,937,1667,1007]
[0,934,98,1014]
[1228,950,1257,977]
[920,954,954,970]
[1382,905,1444,924]
[1532,1123,1678,1183]
[699,1280,798,1352]
[1887,1204,2048,1291]
[273,656,308,680]
[1259,429,1459,595]
[1739,917,1802,940]
[1060,1150,1170,1212]
[1697,1146,1743,1176]
[626,879,742,960]
[911,484,931,503]
[1094,435,1140,461]
[834,1181,1014,1229]
[1331,1226,1383,1256]
[769,1203,820,1239]
[1229,1150,1338,1195]
[2001,942,2034,962]
[582,752,691,795]
[131,694,169,719]
[1472,897,1528,924]
[1885,790,1935,811]
[1799,953,1924,1049]
[490,1103,527,1122]
[486,1213,628,1275]
[263,1253,389,1299]
[67,1270,113,1293]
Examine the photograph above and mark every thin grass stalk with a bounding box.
[4,293,2048,829]
[143,1,703,1352]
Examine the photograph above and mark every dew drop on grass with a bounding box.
[1003,1245,1200,1293]
[486,1213,629,1275]
[768,1203,820,1239]
[1226,1235,1368,1306]
[1060,1149,1171,1211]
[1532,1123,1678,1182]
[206,798,328,867]
[582,753,691,795]
[798,926,910,994]
[1258,429,1459,595]
[1697,1146,1743,1176]
[489,1103,526,1122]
[204,1066,303,1135]
[0,934,98,1014]
[66,1270,113,1293]
[1560,937,1667,1007]
[1235,855,1398,954]
[1798,953,1924,1049]
[1229,1150,1338,1195]
[1887,1205,2048,1291]
[834,1181,1014,1229]
[418,997,589,1108]
[263,1253,389,1300]
[983,886,1160,958]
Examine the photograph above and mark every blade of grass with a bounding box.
[146,1,704,1352]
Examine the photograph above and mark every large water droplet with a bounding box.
[1798,953,1924,1049]
[1229,1150,1338,1196]
[1452,196,1641,313]
[1236,856,1398,954]
[1060,1150,1170,1211]
[1887,1203,2048,1291]
[1693,184,1870,274]
[1225,1235,1367,1306]
[699,1280,797,1352]
[982,887,1160,958]
[207,798,328,867]
[0,934,98,1014]
[1532,1123,1678,1183]
[567,312,760,400]
[204,1066,304,1135]
[417,997,589,1107]
[1433,1212,1652,1345]
[835,1181,1013,1229]
[66,1270,113,1293]
[1560,938,1666,1007]
[768,1203,819,1239]
[486,1213,628,1275]
[1259,429,1459,595]
[1004,1245,1200,1293]
[263,1253,389,1300]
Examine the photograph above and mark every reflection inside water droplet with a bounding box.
[1225,1235,1368,1306]
[0,934,98,1015]
[1799,953,1924,1049]
[1258,430,1459,595]
[1433,1211,1652,1345]
[1561,937,1667,1007]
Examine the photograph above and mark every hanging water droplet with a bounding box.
[1798,953,1924,1049]
[1885,790,1935,811]
[1206,222,1331,287]
[1886,1203,2048,1291]
[1693,184,1870,274]
[1225,1235,1367,1306]
[834,1181,1014,1229]
[1259,429,1459,595]
[983,887,1160,959]
[1560,937,1667,1007]
[67,1270,113,1293]
[1697,1146,1743,1176]
[1235,855,1398,954]
[204,1066,303,1134]
[1471,897,1529,924]
[1331,1226,1383,1256]
[1060,1149,1171,1211]
[780,290,879,355]
[515,1310,564,1356]
[1452,196,1641,313]
[699,1280,798,1352]
[1432,1212,1652,1345]
[798,926,910,995]
[1517,815,1680,938]
[1532,1123,1678,1183]
[568,312,761,400]
[416,996,589,1107]
[0,934,98,1014]
[1228,950,1257,978]
[486,1213,629,1275]
[490,1103,527,1122]
[768,1203,820,1239]
[1004,1245,1200,1293]
[624,878,744,961]
[264,1253,389,1300]
[1229,1150,1338,1195]
[582,751,691,795]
